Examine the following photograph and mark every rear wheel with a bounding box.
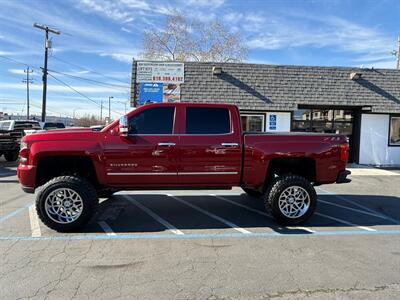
[36,176,99,232]
[263,175,317,225]
[4,152,18,162]
[242,188,262,198]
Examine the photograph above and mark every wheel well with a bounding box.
[36,156,99,188]
[266,157,316,183]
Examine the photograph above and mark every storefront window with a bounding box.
[389,116,400,146]
[241,114,264,132]
[292,109,312,132]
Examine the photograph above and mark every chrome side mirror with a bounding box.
[119,116,128,137]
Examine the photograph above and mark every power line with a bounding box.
[47,73,124,116]
[50,55,130,85]
[0,55,38,68]
[47,69,129,90]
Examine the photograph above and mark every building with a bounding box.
[130,61,400,166]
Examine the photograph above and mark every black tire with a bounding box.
[263,175,317,225]
[4,152,19,162]
[36,176,99,232]
[242,187,262,198]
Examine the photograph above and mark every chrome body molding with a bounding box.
[107,171,238,176]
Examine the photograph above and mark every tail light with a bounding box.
[19,142,29,165]
[339,143,349,162]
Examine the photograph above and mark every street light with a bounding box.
[108,96,114,121]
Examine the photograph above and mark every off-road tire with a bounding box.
[4,152,19,162]
[36,176,99,232]
[242,188,262,198]
[263,175,317,225]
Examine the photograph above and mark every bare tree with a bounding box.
[142,12,248,62]
[74,114,102,127]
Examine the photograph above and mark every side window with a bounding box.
[128,107,175,134]
[186,107,231,134]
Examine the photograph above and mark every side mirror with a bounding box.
[119,116,128,137]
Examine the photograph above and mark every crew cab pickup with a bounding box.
[17,103,350,231]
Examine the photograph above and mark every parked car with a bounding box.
[17,103,350,231]
[39,122,65,130]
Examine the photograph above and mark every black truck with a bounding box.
[0,130,21,161]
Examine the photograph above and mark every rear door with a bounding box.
[178,106,242,185]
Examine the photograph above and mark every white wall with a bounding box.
[265,112,291,132]
[359,114,400,166]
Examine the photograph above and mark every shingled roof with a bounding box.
[131,61,400,113]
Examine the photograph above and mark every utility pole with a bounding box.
[22,67,33,119]
[108,96,114,121]
[33,23,60,122]
[391,35,400,70]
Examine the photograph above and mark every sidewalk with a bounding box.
[347,163,400,176]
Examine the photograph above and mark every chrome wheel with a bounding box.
[278,186,310,218]
[44,188,84,224]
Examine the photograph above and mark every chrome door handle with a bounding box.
[157,142,176,147]
[221,143,239,147]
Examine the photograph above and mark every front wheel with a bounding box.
[263,175,317,225]
[36,176,99,232]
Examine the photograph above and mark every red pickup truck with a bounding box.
[18,103,350,231]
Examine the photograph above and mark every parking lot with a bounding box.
[1,158,400,299]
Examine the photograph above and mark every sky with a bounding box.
[0,0,399,119]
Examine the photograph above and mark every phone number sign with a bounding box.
[137,62,184,84]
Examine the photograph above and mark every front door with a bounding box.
[104,106,178,186]
[178,106,242,185]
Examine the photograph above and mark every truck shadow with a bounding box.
[81,193,400,235]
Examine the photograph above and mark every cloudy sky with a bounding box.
[0,0,399,118]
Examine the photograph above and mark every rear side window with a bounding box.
[129,107,175,134]
[186,107,231,134]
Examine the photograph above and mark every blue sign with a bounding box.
[139,82,163,104]
[269,114,277,130]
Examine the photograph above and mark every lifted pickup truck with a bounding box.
[18,103,350,231]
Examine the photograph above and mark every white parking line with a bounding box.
[315,212,376,231]
[98,221,116,236]
[28,205,41,237]
[211,194,316,233]
[317,188,400,225]
[122,195,184,235]
[168,194,251,234]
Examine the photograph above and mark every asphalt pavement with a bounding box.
[1,157,399,299]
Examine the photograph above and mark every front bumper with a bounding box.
[17,164,36,192]
[336,169,351,183]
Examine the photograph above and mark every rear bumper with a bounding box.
[336,169,351,183]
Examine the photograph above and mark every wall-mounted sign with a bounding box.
[268,114,277,130]
[139,82,163,105]
[137,62,184,84]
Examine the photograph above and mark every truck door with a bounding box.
[104,106,179,186]
[178,106,242,185]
